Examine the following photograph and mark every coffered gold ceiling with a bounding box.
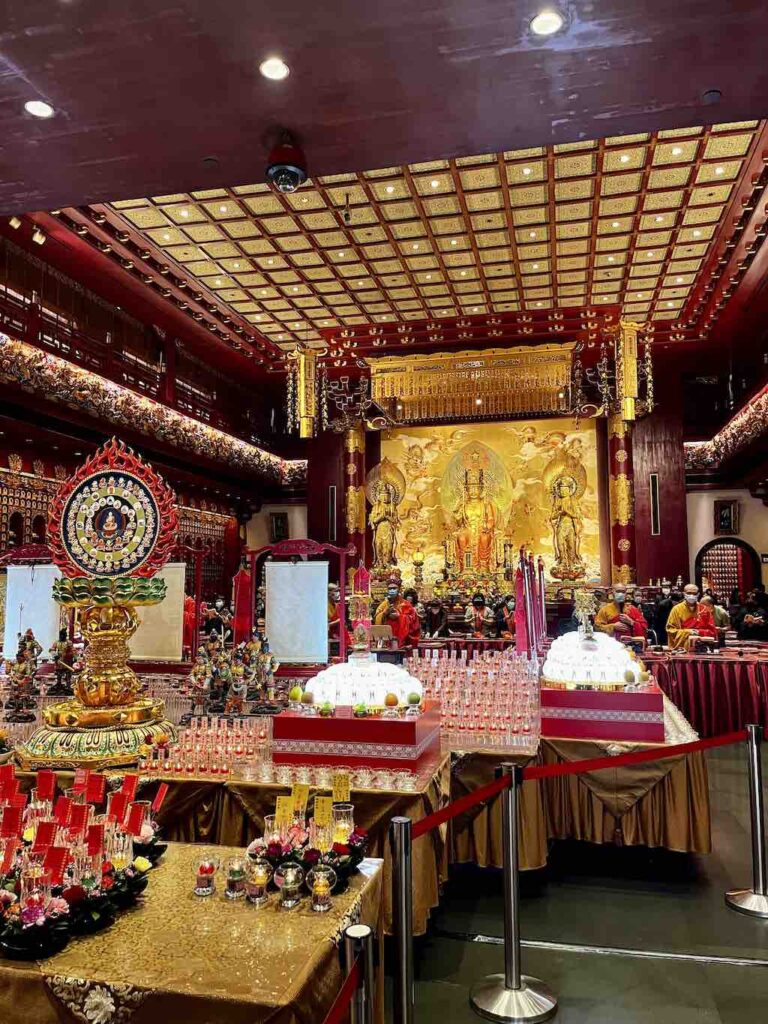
[108,121,761,352]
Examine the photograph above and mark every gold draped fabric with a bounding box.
[0,843,384,1024]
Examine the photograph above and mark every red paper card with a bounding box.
[151,782,169,814]
[0,805,22,838]
[68,803,89,834]
[85,773,106,804]
[53,796,72,827]
[73,768,90,793]
[10,794,27,811]
[108,792,128,824]
[86,823,104,857]
[32,820,57,852]
[36,769,57,803]
[43,846,68,885]
[0,764,15,786]
[121,774,139,801]
[124,802,146,836]
[0,840,17,874]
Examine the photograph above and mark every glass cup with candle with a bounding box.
[308,864,337,912]
[225,856,247,900]
[246,857,272,907]
[331,803,354,845]
[194,852,220,897]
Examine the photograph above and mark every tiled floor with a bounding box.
[390,745,768,1021]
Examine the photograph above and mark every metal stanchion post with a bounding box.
[470,765,557,1023]
[726,724,768,917]
[390,816,414,1024]
[344,924,374,1024]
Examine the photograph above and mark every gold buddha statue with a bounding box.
[454,466,499,574]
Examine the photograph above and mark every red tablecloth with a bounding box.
[646,652,765,737]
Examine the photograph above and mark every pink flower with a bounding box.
[46,897,69,918]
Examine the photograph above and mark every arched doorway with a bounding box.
[8,512,24,547]
[695,538,761,601]
[31,514,47,544]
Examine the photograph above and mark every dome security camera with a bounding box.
[266,135,308,194]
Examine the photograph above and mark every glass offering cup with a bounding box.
[275,863,304,909]
[194,852,220,897]
[246,857,272,907]
[331,803,354,845]
[225,856,247,900]
[308,864,337,913]
[262,814,280,843]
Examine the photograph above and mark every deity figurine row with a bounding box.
[2,627,77,722]
[185,627,280,718]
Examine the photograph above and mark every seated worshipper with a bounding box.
[494,594,517,639]
[423,597,449,639]
[594,585,648,639]
[403,588,426,625]
[327,582,341,639]
[374,576,421,647]
[465,593,494,638]
[666,584,718,651]
[735,591,768,642]
[701,594,730,630]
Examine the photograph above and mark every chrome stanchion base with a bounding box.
[725,888,768,918]
[470,974,558,1023]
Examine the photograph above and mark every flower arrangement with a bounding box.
[247,822,368,894]
[0,730,10,756]
[130,817,168,866]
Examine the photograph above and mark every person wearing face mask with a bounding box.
[595,585,648,638]
[423,598,449,639]
[373,575,421,647]
[652,582,675,646]
[666,584,717,650]
[465,592,494,638]
[202,595,232,643]
[494,594,517,639]
[735,591,768,641]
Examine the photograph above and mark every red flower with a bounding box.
[101,874,114,890]
[332,843,350,856]
[102,860,114,875]
[61,885,86,906]
[303,848,321,866]
[265,842,283,860]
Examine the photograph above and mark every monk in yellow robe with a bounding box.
[666,584,718,651]
[595,586,648,638]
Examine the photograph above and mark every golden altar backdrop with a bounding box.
[379,417,602,586]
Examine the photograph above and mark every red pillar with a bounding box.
[608,414,637,584]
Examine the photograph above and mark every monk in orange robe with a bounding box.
[666,584,718,651]
[374,577,420,648]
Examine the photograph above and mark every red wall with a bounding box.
[633,350,689,584]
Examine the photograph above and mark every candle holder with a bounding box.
[332,803,355,845]
[246,857,272,907]
[194,853,220,897]
[307,865,337,913]
[275,863,304,910]
[225,856,247,900]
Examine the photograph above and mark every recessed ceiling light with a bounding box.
[267,258,274,264]
[672,146,683,156]
[676,276,684,283]
[475,397,483,405]
[261,289,268,295]
[637,293,644,298]
[162,233,170,241]
[522,167,532,176]
[530,9,565,36]
[460,270,466,276]
[180,209,188,217]
[425,274,432,280]
[536,301,543,307]
[338,250,345,256]
[431,179,440,188]
[472,307,479,312]
[412,243,419,250]
[529,231,537,238]
[219,205,228,213]
[24,99,55,119]
[693,229,701,237]
[667,301,674,307]
[292,287,298,292]
[715,165,724,175]
[450,239,457,246]
[233,262,240,269]
[619,154,630,164]
[655,215,664,223]
[612,221,620,228]
[533,263,539,270]
[215,278,222,285]
[358,280,364,285]
[648,251,654,257]
[259,57,290,81]
[607,256,615,263]
[385,185,395,194]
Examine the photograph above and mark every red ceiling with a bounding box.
[3,1,768,215]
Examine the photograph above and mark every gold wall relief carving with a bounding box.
[367,344,574,424]
[614,448,628,464]
[345,485,367,535]
[617,538,631,552]
[612,563,636,584]
[609,473,635,526]
[344,423,365,454]
[346,461,358,478]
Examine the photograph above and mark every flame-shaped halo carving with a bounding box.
[48,438,178,579]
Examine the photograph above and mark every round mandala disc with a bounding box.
[60,471,161,577]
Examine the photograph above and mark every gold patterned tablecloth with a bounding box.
[0,843,384,1024]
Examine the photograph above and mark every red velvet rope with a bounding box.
[409,728,747,840]
[411,772,511,839]
[522,728,747,781]
[322,957,361,1024]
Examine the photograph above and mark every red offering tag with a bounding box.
[124,802,146,836]
[53,796,72,827]
[68,803,89,834]
[73,768,90,793]
[36,769,57,803]
[11,793,27,811]
[0,805,22,838]
[85,773,106,804]
[151,782,169,814]
[0,764,15,786]
[32,820,57,852]
[108,792,128,824]
[43,846,68,885]
[0,840,17,874]
[86,823,104,857]
[121,774,139,801]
